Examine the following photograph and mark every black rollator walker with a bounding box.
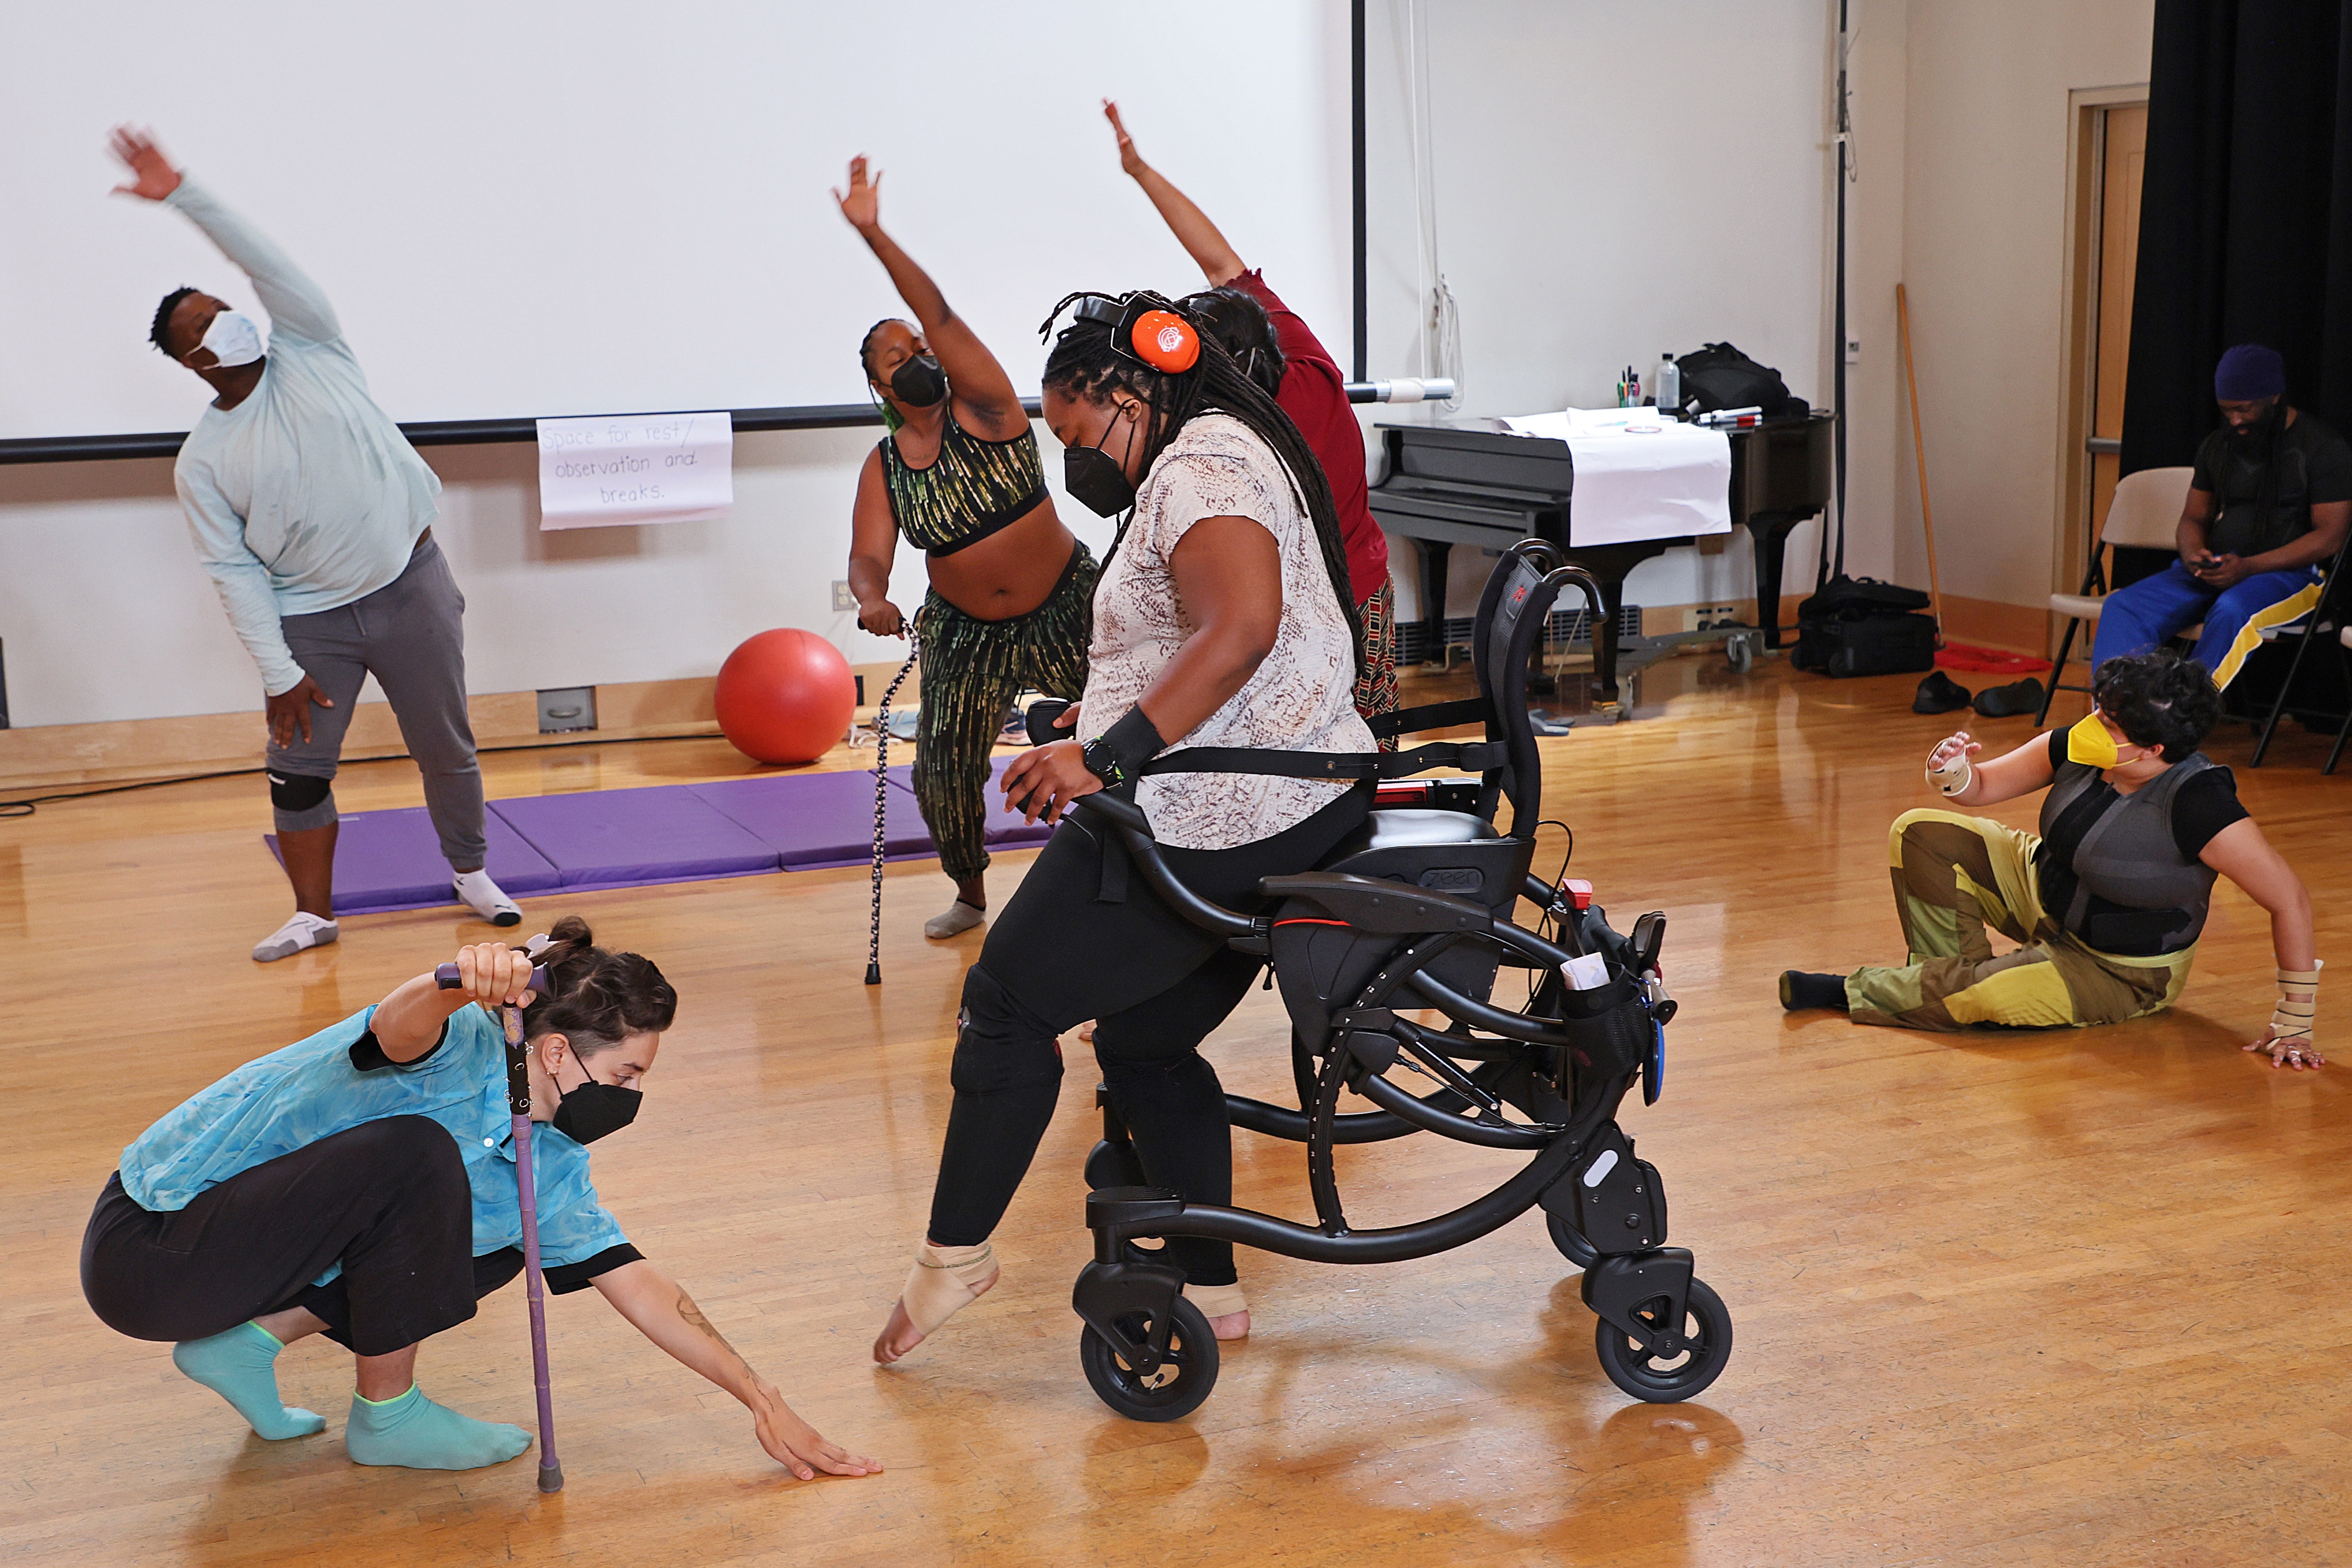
[1055,540,1731,1422]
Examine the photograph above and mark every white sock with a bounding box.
[253,911,337,963]
[924,899,987,940]
[452,869,521,927]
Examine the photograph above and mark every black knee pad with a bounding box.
[948,964,1065,1096]
[268,770,334,813]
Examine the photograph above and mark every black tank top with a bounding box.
[879,408,1050,557]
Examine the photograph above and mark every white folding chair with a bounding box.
[2036,466,2199,725]
[2322,622,2352,776]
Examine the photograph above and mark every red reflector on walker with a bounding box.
[1561,878,1594,911]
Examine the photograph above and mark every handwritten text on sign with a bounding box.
[535,412,733,530]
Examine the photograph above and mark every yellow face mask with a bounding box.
[2066,710,2143,769]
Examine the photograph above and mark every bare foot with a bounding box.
[1208,1310,1250,1341]
[872,1267,999,1365]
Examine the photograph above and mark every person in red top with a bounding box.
[1105,100,1397,732]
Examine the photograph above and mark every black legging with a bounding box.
[929,783,1372,1286]
[82,1115,500,1357]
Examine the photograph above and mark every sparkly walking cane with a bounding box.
[866,631,920,985]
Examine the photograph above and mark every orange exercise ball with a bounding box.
[714,629,858,765]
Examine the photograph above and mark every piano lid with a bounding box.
[1374,420,1574,501]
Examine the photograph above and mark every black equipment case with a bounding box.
[1791,576,1938,678]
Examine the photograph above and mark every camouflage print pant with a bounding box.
[1846,809,2194,1032]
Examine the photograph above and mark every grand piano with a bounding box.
[1367,412,1834,706]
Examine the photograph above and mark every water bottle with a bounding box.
[1655,354,1680,416]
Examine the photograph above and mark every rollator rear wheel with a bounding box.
[1079,1295,1220,1422]
[1593,1277,1732,1403]
[1545,1210,1599,1270]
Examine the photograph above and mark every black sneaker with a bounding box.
[1913,670,1973,715]
[1972,677,2046,718]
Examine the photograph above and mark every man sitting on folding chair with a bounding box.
[2092,344,2351,690]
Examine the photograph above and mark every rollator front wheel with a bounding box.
[1079,1295,1220,1422]
[1593,1277,1732,1403]
[1546,1210,1599,1270]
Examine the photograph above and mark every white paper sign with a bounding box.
[535,412,733,530]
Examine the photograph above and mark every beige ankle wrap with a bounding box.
[901,1241,997,1336]
[1184,1282,1248,1320]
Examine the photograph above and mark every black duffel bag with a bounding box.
[1793,575,1938,677]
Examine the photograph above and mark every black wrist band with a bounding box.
[1085,706,1168,786]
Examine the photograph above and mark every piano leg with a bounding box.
[1411,537,1451,667]
[1745,510,1815,651]
[1591,574,1627,707]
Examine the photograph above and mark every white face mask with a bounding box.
[192,310,264,369]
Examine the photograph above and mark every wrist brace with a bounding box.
[1089,706,1168,785]
[1925,752,1973,797]
[2272,964,2320,1047]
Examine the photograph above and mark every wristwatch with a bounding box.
[1080,736,1130,788]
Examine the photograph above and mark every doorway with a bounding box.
[2056,93,2151,634]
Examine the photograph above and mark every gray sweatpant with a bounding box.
[267,535,486,868]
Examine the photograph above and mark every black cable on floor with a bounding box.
[0,728,725,818]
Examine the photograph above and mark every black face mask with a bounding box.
[888,354,948,409]
[550,1070,641,1145]
[1063,413,1138,518]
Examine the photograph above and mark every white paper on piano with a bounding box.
[536,412,733,530]
[1499,409,1731,547]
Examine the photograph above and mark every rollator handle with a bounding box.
[1025,699,1074,747]
[434,962,551,996]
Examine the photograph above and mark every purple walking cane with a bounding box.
[436,961,564,1493]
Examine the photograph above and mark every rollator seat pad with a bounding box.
[1325,808,1501,858]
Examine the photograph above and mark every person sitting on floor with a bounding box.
[1780,651,2322,1070]
[2091,344,2351,691]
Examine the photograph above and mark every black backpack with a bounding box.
[1673,342,1807,419]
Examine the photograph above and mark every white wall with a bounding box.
[1887,0,2156,609]
[1363,0,1835,620]
[0,427,1124,728]
[22,2,2099,732]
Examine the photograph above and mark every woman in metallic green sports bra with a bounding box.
[838,157,1095,941]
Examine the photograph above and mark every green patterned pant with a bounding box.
[913,544,1096,883]
[1846,808,2192,1031]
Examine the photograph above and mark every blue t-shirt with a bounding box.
[120,1005,631,1277]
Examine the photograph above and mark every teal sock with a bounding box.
[171,1322,326,1441]
[345,1384,532,1471]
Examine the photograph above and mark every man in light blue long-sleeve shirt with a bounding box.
[112,128,521,960]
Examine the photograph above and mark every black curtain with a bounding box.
[2122,1,2352,475]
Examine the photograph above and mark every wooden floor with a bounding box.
[5,655,2348,1568]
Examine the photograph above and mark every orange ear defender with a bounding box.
[1130,309,1200,373]
[1038,291,1205,375]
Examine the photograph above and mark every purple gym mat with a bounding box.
[265,806,563,917]
[887,753,1057,850]
[692,764,929,871]
[491,785,781,891]
[257,759,1062,916]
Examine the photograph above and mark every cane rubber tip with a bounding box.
[864,963,882,986]
[538,1461,564,1493]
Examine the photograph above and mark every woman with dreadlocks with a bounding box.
[870,292,1375,1366]
[838,156,1094,941]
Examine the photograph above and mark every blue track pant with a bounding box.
[2089,559,2323,689]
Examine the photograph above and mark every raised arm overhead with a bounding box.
[834,155,1026,440]
[1103,100,1245,287]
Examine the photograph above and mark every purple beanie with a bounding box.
[2214,344,2285,401]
